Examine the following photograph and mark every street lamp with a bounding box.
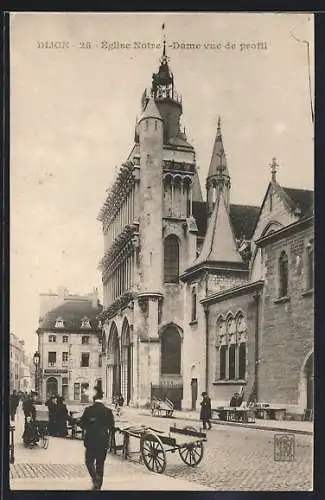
[33,350,40,394]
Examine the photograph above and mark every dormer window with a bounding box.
[81,317,91,329]
[55,317,64,328]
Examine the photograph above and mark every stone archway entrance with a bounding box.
[46,377,58,396]
[304,354,314,411]
[107,322,121,400]
[121,319,132,405]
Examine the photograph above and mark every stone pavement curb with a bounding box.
[10,469,213,491]
[134,411,313,436]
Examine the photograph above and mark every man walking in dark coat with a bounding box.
[79,386,115,491]
[200,392,212,430]
[10,390,20,421]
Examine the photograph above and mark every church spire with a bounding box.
[206,116,231,215]
[207,116,229,179]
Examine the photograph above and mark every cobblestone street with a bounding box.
[10,406,313,491]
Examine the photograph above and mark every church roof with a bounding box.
[229,204,260,240]
[139,97,162,122]
[207,116,229,179]
[168,136,194,149]
[194,189,242,265]
[38,298,102,332]
[192,201,207,237]
[281,187,314,217]
[192,201,260,240]
[192,170,204,203]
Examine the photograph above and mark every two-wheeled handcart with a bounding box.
[110,423,207,474]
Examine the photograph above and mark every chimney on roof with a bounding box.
[92,287,98,308]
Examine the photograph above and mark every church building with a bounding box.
[97,43,314,414]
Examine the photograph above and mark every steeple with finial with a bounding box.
[206,116,231,215]
[139,23,183,144]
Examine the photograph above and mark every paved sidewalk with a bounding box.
[121,407,313,435]
[10,456,213,491]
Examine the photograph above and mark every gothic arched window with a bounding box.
[164,235,179,283]
[191,287,197,322]
[161,326,181,374]
[279,250,289,297]
[306,239,314,290]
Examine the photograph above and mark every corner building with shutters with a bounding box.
[98,47,314,414]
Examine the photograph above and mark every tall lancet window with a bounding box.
[279,250,289,297]
[306,239,314,290]
[164,235,179,283]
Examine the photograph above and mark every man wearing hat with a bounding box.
[200,392,212,430]
[79,385,115,491]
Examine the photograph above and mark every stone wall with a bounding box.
[259,224,314,412]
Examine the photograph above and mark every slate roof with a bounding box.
[229,204,260,240]
[192,200,260,240]
[192,201,208,237]
[193,189,242,265]
[281,187,314,217]
[38,299,102,331]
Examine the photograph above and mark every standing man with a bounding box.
[10,390,20,421]
[200,392,212,430]
[79,386,115,491]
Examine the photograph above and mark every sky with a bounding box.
[10,12,314,356]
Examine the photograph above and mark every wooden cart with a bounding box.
[111,423,207,474]
[151,397,174,418]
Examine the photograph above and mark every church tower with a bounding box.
[206,117,231,216]
[138,98,164,294]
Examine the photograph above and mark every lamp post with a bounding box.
[33,350,40,394]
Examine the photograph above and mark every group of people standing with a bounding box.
[45,394,70,437]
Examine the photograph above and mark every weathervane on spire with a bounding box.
[160,23,169,63]
[269,157,279,182]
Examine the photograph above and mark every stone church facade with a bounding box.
[97,46,314,414]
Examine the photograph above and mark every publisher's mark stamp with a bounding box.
[274,434,295,462]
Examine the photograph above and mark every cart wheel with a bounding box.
[140,432,166,474]
[178,426,204,467]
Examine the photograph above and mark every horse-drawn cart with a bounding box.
[111,423,207,474]
[151,397,174,418]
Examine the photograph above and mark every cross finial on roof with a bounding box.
[160,23,169,63]
[269,157,279,182]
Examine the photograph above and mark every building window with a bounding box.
[62,352,69,364]
[82,335,90,345]
[81,317,91,329]
[74,383,80,401]
[191,287,197,322]
[49,335,56,343]
[62,377,69,400]
[98,354,102,368]
[306,239,314,290]
[48,351,56,367]
[161,326,181,374]
[55,317,64,328]
[279,250,289,297]
[81,353,90,368]
[62,335,69,343]
[164,235,179,283]
[216,312,248,381]
[219,346,227,380]
[238,343,246,379]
